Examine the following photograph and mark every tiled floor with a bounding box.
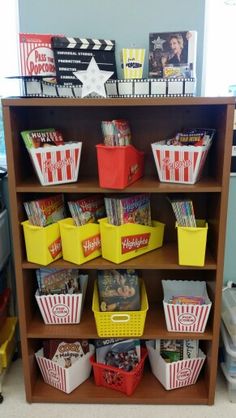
[0,359,235,418]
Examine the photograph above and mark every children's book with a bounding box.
[97,269,141,312]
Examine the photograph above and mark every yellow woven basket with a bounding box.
[92,279,149,337]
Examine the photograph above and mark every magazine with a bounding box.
[24,194,66,227]
[104,193,151,226]
[149,31,197,79]
[68,195,105,226]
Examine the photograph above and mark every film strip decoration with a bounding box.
[51,37,117,85]
[22,77,196,98]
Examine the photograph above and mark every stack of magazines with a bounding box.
[24,194,66,227]
[104,193,151,226]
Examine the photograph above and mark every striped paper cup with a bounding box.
[146,341,206,390]
[35,344,94,393]
[151,141,211,184]
[35,274,88,324]
[29,142,82,185]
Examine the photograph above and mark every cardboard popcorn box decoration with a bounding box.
[121,48,145,79]
[28,142,82,186]
[52,37,117,86]
[21,220,62,266]
[35,274,88,324]
[19,33,61,77]
[162,280,212,332]
[99,218,165,264]
[146,341,206,390]
[59,218,101,265]
[35,344,95,394]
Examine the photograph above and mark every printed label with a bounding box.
[48,237,62,259]
[43,157,73,173]
[48,368,60,383]
[178,313,196,326]
[52,304,69,318]
[162,157,192,171]
[82,234,101,257]
[176,368,192,381]
[26,46,55,76]
[121,233,150,254]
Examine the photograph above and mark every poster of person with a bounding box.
[149,31,197,79]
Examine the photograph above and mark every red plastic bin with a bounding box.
[90,348,147,395]
[96,144,144,189]
[0,288,11,328]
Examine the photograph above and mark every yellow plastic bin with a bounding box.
[176,220,208,267]
[59,218,101,265]
[0,317,17,374]
[99,218,165,264]
[92,279,149,337]
[21,220,62,266]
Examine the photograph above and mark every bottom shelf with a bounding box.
[31,367,209,405]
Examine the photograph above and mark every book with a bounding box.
[36,268,80,295]
[67,195,105,226]
[24,194,66,227]
[104,193,151,226]
[95,338,141,370]
[21,128,64,150]
[97,269,141,312]
[149,31,197,79]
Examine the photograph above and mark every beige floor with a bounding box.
[0,359,235,418]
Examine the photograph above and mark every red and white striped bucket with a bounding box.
[35,345,94,393]
[35,274,87,324]
[146,341,206,390]
[163,301,212,333]
[29,142,82,185]
[151,142,211,184]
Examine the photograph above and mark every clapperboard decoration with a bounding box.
[52,37,117,86]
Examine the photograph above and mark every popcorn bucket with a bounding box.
[29,142,82,185]
[121,49,145,79]
[151,141,212,184]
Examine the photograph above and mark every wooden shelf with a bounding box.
[16,176,222,194]
[31,371,209,404]
[3,97,234,405]
[27,306,213,340]
[22,242,217,270]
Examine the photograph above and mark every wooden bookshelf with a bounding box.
[2,96,234,405]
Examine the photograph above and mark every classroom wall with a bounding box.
[18,0,206,94]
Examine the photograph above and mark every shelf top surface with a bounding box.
[16,176,222,193]
[2,96,235,107]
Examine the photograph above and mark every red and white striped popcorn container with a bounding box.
[146,341,206,390]
[29,142,82,185]
[151,141,212,184]
[35,344,95,394]
[162,280,212,333]
[35,274,87,324]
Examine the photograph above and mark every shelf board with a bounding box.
[3,96,235,107]
[31,371,209,404]
[16,176,222,193]
[27,306,213,340]
[22,242,217,270]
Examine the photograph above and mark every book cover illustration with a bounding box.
[97,269,141,312]
[36,268,80,295]
[21,128,64,150]
[68,195,105,226]
[120,193,151,226]
[24,194,66,227]
[149,31,197,79]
